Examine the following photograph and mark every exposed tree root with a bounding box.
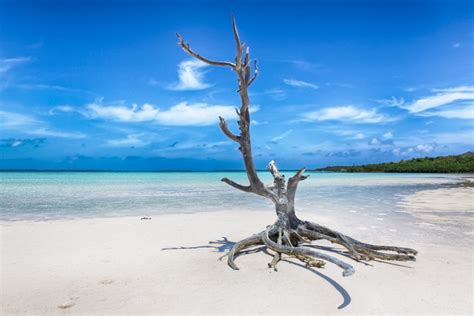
[223,220,417,277]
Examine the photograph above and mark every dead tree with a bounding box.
[176,17,417,276]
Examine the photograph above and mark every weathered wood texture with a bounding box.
[177,17,417,276]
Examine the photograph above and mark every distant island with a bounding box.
[315,152,474,173]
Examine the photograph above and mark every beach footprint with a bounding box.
[58,302,75,309]
[99,279,114,285]
[57,295,79,309]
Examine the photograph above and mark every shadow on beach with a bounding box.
[162,237,352,309]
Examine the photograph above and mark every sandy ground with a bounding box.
[398,187,474,229]
[1,192,473,314]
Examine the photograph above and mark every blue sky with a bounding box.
[1,0,473,170]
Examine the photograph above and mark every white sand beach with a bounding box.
[2,185,473,315]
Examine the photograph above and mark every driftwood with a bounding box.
[176,17,417,276]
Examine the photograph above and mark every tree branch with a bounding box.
[267,160,286,196]
[287,168,309,196]
[231,15,243,69]
[176,33,235,68]
[221,177,252,193]
[267,160,284,180]
[177,17,268,198]
[218,117,240,143]
[248,60,258,86]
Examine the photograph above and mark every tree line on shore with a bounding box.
[315,152,474,173]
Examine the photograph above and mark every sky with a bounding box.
[0,0,473,170]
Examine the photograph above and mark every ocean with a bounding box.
[1,171,472,247]
[0,171,464,220]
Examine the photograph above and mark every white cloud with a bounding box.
[392,143,437,156]
[271,129,293,143]
[402,86,474,113]
[375,96,405,107]
[106,134,148,147]
[416,143,434,153]
[87,102,159,122]
[86,101,258,126]
[419,104,474,119]
[16,83,90,95]
[290,60,319,71]
[368,134,394,146]
[328,129,365,139]
[0,57,30,73]
[369,138,382,145]
[303,105,393,124]
[283,79,319,90]
[0,110,86,139]
[167,60,212,91]
[0,110,38,128]
[252,88,287,100]
[152,102,242,126]
[431,86,474,93]
[11,140,23,147]
[48,105,77,115]
[27,128,86,139]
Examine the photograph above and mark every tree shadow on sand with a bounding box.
[161,236,235,253]
[162,237,353,309]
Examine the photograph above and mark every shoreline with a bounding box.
[0,174,471,223]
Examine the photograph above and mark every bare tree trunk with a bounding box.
[176,17,417,277]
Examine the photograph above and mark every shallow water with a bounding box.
[1,171,471,246]
[0,171,465,220]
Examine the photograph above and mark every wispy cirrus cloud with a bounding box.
[375,96,405,107]
[289,60,318,71]
[402,85,474,114]
[418,104,474,119]
[16,83,93,95]
[283,78,318,90]
[0,57,31,73]
[0,110,39,128]
[271,129,293,143]
[85,100,258,126]
[28,128,86,139]
[0,110,86,139]
[262,88,287,101]
[48,105,77,115]
[167,60,212,91]
[302,105,394,124]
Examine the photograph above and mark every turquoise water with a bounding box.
[0,171,464,221]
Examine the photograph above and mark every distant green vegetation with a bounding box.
[315,152,474,173]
